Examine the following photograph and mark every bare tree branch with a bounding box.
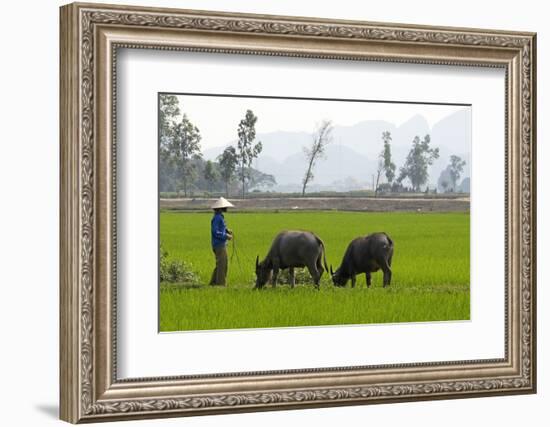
[302,120,333,196]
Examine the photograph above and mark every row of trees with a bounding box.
[438,155,467,192]
[375,133,440,194]
[299,121,445,196]
[160,94,467,197]
[160,95,270,197]
[374,131,467,195]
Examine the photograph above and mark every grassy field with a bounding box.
[159,210,470,331]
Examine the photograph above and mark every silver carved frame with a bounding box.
[59,2,537,423]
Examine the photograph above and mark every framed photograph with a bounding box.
[60,2,537,423]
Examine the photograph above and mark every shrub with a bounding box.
[377,183,392,194]
[160,243,201,285]
[159,192,179,199]
[277,268,313,285]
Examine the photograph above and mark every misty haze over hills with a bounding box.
[203,109,471,192]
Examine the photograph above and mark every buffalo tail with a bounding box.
[315,235,329,273]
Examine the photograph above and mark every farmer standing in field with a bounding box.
[209,197,234,286]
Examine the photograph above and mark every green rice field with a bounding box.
[159,210,470,331]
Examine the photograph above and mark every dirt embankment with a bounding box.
[160,197,470,212]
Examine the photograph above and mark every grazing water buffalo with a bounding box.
[255,230,328,289]
[331,232,393,288]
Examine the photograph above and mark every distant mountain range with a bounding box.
[203,109,471,191]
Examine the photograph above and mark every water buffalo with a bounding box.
[255,230,328,289]
[330,232,393,288]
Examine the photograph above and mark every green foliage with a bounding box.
[236,109,263,198]
[170,114,202,196]
[449,155,467,189]
[376,183,392,194]
[203,160,219,192]
[159,95,203,196]
[398,134,440,191]
[159,192,180,198]
[159,95,182,192]
[159,210,470,331]
[381,131,396,184]
[159,94,180,139]
[159,243,201,285]
[248,167,276,191]
[217,146,238,196]
[437,155,467,193]
[277,268,312,285]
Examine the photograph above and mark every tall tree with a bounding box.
[159,95,181,192]
[397,134,439,192]
[217,146,238,197]
[448,155,466,191]
[236,110,263,198]
[381,131,396,185]
[374,157,384,197]
[159,94,180,139]
[170,114,202,197]
[301,120,333,196]
[203,160,219,193]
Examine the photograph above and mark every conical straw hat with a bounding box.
[210,197,235,209]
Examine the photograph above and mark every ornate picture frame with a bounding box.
[60,2,536,423]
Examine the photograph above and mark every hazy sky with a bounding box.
[166,94,470,150]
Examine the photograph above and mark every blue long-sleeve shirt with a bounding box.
[211,212,228,248]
